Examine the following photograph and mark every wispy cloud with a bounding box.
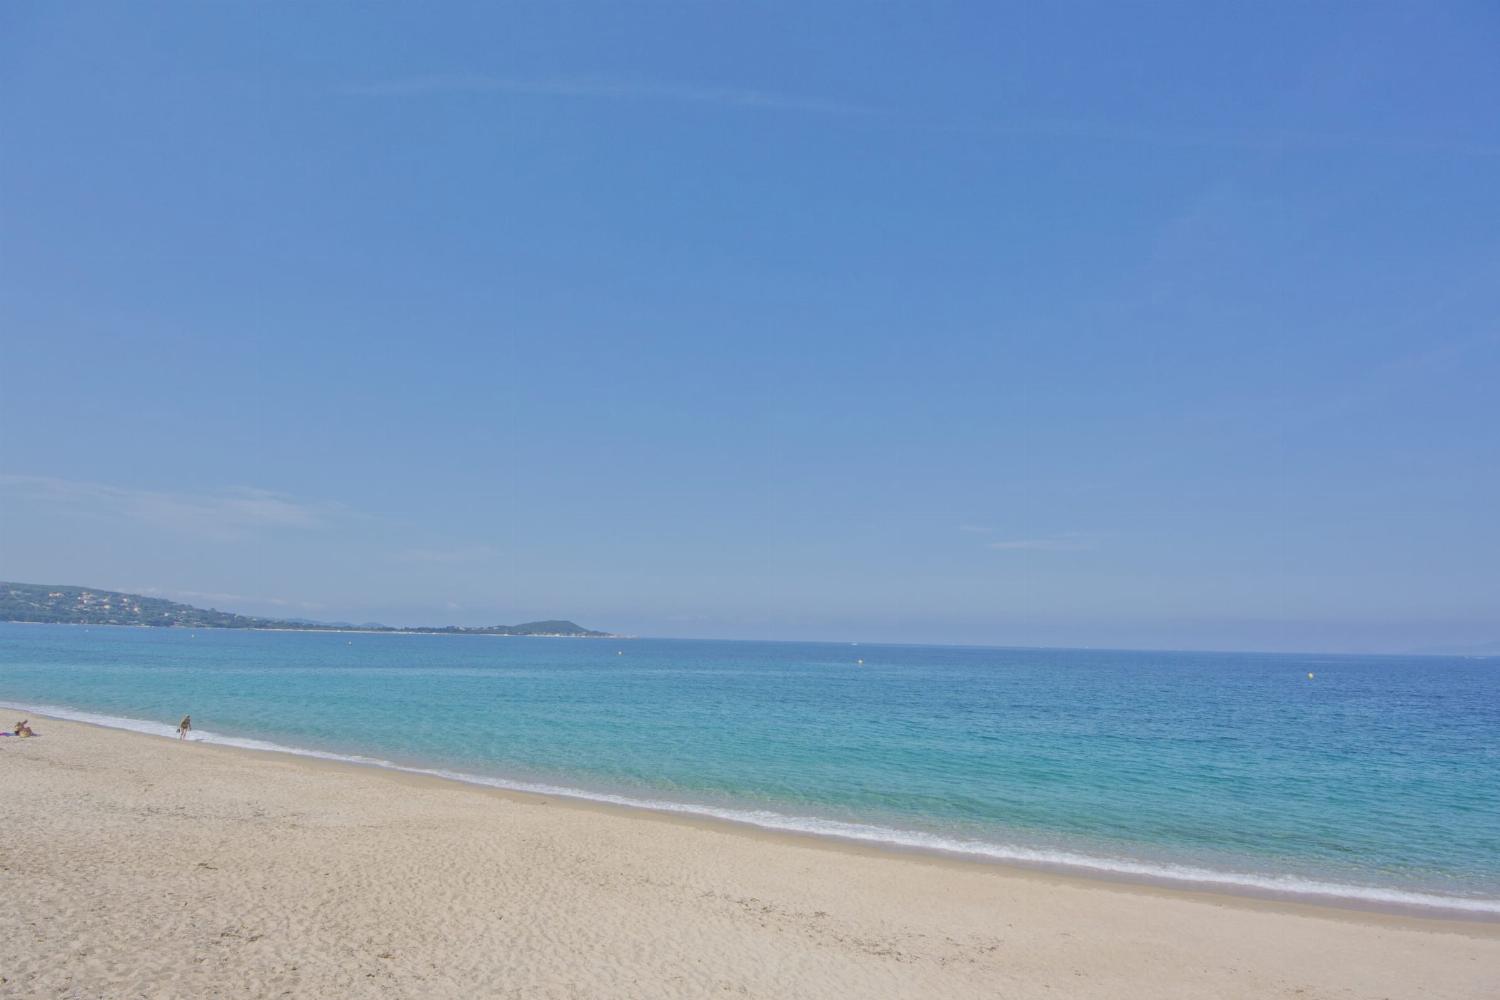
[960,524,1092,551]
[134,587,315,610]
[986,534,1092,552]
[0,475,347,540]
[339,75,1499,157]
[391,545,498,565]
[937,118,1500,158]
[341,74,877,117]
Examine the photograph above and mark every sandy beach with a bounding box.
[2,715,1496,999]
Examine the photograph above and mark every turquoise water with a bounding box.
[3,622,1497,914]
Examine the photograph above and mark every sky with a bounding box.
[2,3,1498,652]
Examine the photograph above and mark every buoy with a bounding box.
[1307,672,1315,680]
[617,651,623,655]
[857,659,864,665]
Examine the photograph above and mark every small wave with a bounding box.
[9,700,1499,917]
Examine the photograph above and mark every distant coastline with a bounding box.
[0,621,611,638]
[0,582,612,638]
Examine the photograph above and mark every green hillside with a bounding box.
[0,582,610,637]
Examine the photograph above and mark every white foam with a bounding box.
[9,700,1499,916]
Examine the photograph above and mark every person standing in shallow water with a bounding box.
[177,715,191,740]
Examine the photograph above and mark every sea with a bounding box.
[3,622,1497,916]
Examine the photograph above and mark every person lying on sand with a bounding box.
[13,720,35,737]
[177,715,192,740]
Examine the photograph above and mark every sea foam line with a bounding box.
[9,700,1500,917]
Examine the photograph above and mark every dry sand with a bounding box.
[2,715,1496,999]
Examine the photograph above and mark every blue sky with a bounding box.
[2,3,1497,651]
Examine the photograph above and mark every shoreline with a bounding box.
[5,713,1498,998]
[7,700,1497,924]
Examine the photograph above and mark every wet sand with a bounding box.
[2,714,1497,998]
